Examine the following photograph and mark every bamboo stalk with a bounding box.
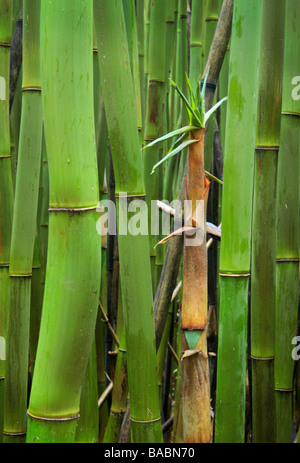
[143,0,166,292]
[190,0,205,90]
[94,0,162,443]
[0,0,14,441]
[75,338,99,443]
[26,0,101,442]
[250,0,285,443]
[3,0,42,443]
[214,0,261,443]
[274,0,300,443]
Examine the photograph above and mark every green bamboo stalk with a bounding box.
[274,0,300,443]
[29,233,42,376]
[190,0,205,96]
[218,37,230,153]
[214,0,261,443]
[202,0,219,173]
[250,0,285,443]
[164,1,181,203]
[95,220,109,442]
[94,0,162,443]
[75,338,99,443]
[144,0,151,103]
[136,0,146,131]
[123,0,143,144]
[26,0,101,443]
[173,0,189,198]
[3,0,42,443]
[102,293,128,443]
[0,0,14,441]
[143,0,166,291]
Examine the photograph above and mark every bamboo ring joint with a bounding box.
[27,410,80,422]
[219,272,250,277]
[49,205,98,213]
[130,416,161,424]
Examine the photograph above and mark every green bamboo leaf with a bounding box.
[204,96,228,125]
[201,67,210,98]
[151,138,199,174]
[204,170,223,185]
[185,73,204,126]
[169,78,202,127]
[142,125,198,150]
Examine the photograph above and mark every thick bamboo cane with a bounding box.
[26,0,101,442]
[250,0,285,443]
[274,0,300,443]
[214,0,261,443]
[94,0,162,443]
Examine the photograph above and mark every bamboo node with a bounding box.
[250,355,275,361]
[0,42,11,47]
[130,416,161,424]
[219,272,250,277]
[9,273,32,278]
[255,145,280,151]
[27,410,80,422]
[22,87,42,92]
[49,205,98,213]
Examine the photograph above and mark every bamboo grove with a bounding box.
[0,0,299,445]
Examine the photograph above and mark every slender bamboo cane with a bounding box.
[26,0,101,442]
[123,0,143,144]
[94,0,162,443]
[144,0,151,106]
[136,0,146,131]
[9,4,22,113]
[143,0,166,291]
[190,0,205,91]
[3,0,42,443]
[0,0,14,441]
[102,293,128,443]
[202,0,219,173]
[214,0,261,443]
[274,0,300,443]
[173,0,189,198]
[75,338,99,443]
[250,0,285,443]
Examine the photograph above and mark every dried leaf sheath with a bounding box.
[181,128,209,332]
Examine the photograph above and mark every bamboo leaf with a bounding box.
[155,225,201,247]
[204,97,228,125]
[204,170,223,185]
[201,67,210,98]
[151,138,199,174]
[185,73,204,126]
[169,78,202,127]
[142,125,199,150]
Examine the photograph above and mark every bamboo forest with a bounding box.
[0,0,299,447]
